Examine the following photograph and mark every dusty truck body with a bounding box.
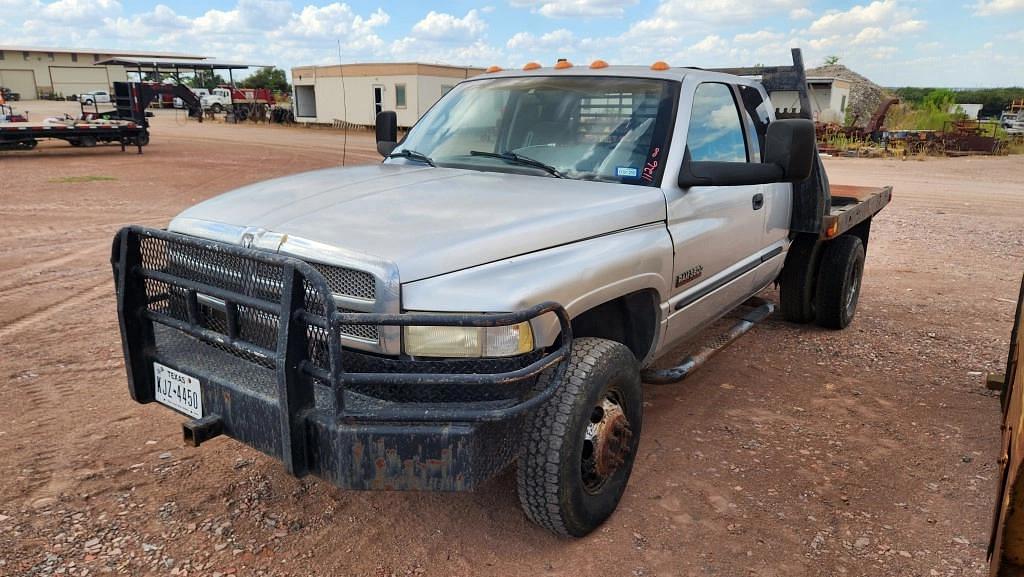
[989,274,1024,575]
[111,49,890,536]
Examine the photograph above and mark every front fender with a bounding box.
[401,224,673,348]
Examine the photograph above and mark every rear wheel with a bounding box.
[815,235,865,329]
[78,135,97,148]
[517,337,642,537]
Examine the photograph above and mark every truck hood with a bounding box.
[170,163,666,282]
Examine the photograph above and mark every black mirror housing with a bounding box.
[375,111,398,157]
[764,118,815,182]
[677,118,816,188]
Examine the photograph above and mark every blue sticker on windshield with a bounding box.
[616,167,638,178]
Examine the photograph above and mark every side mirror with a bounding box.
[678,118,816,188]
[764,118,815,182]
[376,111,398,157]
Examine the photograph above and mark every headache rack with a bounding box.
[112,226,571,488]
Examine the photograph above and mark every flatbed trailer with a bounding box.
[0,121,146,153]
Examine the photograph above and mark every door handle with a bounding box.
[752,193,764,211]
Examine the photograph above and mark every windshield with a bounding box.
[391,76,678,186]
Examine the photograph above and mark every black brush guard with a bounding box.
[111,226,572,491]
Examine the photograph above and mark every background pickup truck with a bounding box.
[111,49,890,537]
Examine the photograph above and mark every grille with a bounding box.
[139,237,381,373]
[309,262,376,300]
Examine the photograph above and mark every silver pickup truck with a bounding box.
[111,49,890,537]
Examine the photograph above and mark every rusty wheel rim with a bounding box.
[581,391,634,494]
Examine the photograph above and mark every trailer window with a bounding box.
[686,83,747,162]
[395,84,407,109]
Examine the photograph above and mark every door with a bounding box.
[0,69,37,99]
[662,81,772,345]
[373,85,384,117]
[49,66,109,97]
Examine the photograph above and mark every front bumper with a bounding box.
[111,226,571,491]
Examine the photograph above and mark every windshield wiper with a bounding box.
[387,149,435,167]
[469,150,564,178]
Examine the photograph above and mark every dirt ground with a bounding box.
[1,105,1022,577]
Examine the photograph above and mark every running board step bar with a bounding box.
[641,298,775,385]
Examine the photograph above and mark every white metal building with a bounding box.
[291,63,484,127]
[0,46,205,99]
[771,77,852,123]
[950,103,983,119]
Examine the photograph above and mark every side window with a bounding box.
[686,83,748,162]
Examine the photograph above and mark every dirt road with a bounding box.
[1,114,1021,576]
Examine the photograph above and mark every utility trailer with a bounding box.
[0,120,147,152]
[0,81,201,153]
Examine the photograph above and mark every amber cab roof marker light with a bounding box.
[650,61,670,71]
[522,62,541,71]
[485,65,503,73]
[590,59,609,69]
[554,59,573,69]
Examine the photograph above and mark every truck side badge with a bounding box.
[675,265,703,287]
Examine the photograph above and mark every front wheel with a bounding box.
[517,337,642,537]
[211,103,224,113]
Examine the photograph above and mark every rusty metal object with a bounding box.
[866,97,899,134]
[586,398,634,480]
[943,120,1003,156]
[989,274,1024,575]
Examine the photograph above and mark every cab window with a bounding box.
[686,83,748,162]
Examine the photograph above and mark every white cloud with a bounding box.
[851,27,885,45]
[411,9,486,40]
[789,7,813,19]
[689,34,725,53]
[510,0,635,18]
[809,0,906,34]
[642,0,809,25]
[506,29,575,52]
[734,30,784,44]
[973,0,1024,15]
[890,19,925,33]
[41,0,121,22]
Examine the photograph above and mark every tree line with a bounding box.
[892,87,1024,117]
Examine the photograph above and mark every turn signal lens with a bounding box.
[650,61,670,71]
[523,62,542,71]
[825,219,840,238]
[590,59,609,69]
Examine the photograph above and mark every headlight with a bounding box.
[403,320,534,358]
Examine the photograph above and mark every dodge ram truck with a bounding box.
[111,49,891,536]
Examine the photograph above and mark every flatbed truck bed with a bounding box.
[823,184,892,239]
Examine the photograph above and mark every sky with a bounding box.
[1,0,1022,87]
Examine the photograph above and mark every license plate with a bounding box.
[153,362,203,419]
